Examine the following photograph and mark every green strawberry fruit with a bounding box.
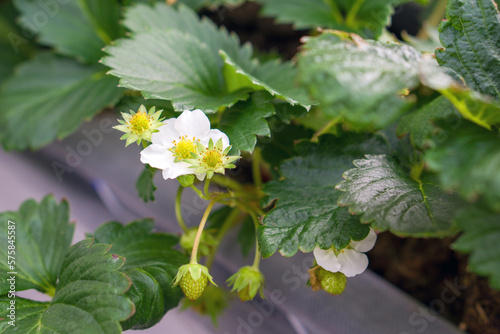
[173,263,217,301]
[180,271,208,301]
[309,266,346,295]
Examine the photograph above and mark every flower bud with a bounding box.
[227,266,265,301]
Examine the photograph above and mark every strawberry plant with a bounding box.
[1,0,499,332]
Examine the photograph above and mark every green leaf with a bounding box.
[115,95,176,120]
[259,134,390,258]
[219,92,275,155]
[0,196,74,295]
[0,239,134,333]
[435,0,500,100]
[452,206,500,290]
[272,101,308,124]
[0,53,123,151]
[220,51,311,108]
[177,0,245,10]
[425,122,500,211]
[298,31,421,131]
[0,297,49,332]
[441,88,500,131]
[15,0,121,63]
[129,0,244,10]
[0,2,32,87]
[259,120,314,173]
[256,0,414,38]
[419,58,500,131]
[92,220,187,330]
[136,167,157,202]
[397,96,460,150]
[121,3,252,69]
[336,154,461,237]
[103,3,253,111]
[103,29,247,112]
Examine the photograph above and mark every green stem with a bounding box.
[205,208,242,269]
[45,286,56,298]
[249,212,262,269]
[417,0,448,38]
[323,0,344,23]
[345,0,365,27]
[77,0,113,45]
[311,117,340,142]
[211,174,244,191]
[190,184,210,200]
[252,148,263,189]
[204,178,211,197]
[175,186,188,232]
[190,198,218,264]
[409,161,424,183]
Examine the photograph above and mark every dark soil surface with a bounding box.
[369,232,500,334]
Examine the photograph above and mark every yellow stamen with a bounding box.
[130,112,152,134]
[173,136,197,160]
[202,149,223,168]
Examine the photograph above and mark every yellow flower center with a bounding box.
[130,112,151,134]
[172,136,197,160]
[202,149,223,168]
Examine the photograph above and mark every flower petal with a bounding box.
[313,247,341,273]
[207,129,230,148]
[161,161,193,179]
[195,172,207,181]
[336,249,368,277]
[174,109,211,139]
[151,119,180,147]
[140,144,174,170]
[351,228,377,253]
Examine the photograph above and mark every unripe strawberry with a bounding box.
[309,266,346,295]
[173,263,216,301]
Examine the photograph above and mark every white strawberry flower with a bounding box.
[140,109,230,180]
[313,228,377,277]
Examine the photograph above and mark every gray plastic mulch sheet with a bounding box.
[0,113,464,334]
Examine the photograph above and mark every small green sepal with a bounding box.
[226,266,265,301]
[173,263,217,301]
[177,174,195,187]
[113,104,164,147]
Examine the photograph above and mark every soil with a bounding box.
[369,233,500,334]
[202,2,500,333]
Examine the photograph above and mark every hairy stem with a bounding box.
[204,178,211,197]
[190,184,210,200]
[190,199,218,264]
[345,0,365,27]
[249,212,262,269]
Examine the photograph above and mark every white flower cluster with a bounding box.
[314,228,377,277]
[140,109,238,180]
